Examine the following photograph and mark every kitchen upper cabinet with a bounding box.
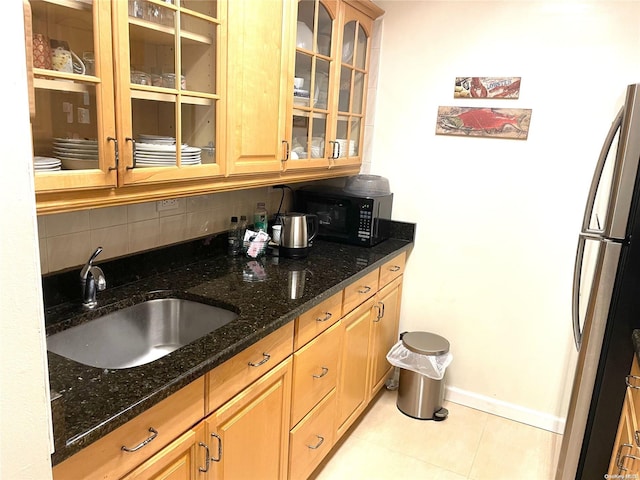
[30,0,226,212]
[29,0,117,192]
[113,0,225,185]
[331,2,373,167]
[286,0,338,171]
[225,0,292,176]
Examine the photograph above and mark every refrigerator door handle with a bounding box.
[582,107,624,235]
[572,235,587,351]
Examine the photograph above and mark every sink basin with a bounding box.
[47,298,238,369]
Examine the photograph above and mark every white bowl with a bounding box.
[296,22,313,50]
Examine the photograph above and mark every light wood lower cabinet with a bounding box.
[336,296,375,438]
[609,356,640,477]
[369,276,402,398]
[203,357,293,480]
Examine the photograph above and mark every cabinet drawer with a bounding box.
[294,291,342,350]
[379,252,406,288]
[206,322,294,414]
[343,269,379,315]
[53,377,205,480]
[291,321,341,427]
[288,389,337,480]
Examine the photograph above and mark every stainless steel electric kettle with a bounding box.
[279,213,318,258]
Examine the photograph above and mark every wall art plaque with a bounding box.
[454,77,521,99]
[436,106,532,140]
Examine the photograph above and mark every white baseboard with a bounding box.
[445,385,566,434]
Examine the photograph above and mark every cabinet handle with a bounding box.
[626,375,640,389]
[306,435,324,450]
[328,140,337,159]
[121,427,158,452]
[373,301,385,322]
[126,137,136,170]
[198,442,210,473]
[389,265,401,272]
[282,140,289,162]
[621,453,640,472]
[635,430,640,447]
[316,312,332,322]
[616,443,634,469]
[312,367,329,379]
[210,433,222,462]
[107,137,119,171]
[248,352,271,367]
[357,285,372,295]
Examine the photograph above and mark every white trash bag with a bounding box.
[386,340,453,380]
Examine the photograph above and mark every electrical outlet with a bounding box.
[157,198,179,211]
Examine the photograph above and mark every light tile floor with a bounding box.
[310,389,563,480]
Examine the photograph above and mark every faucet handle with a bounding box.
[81,246,103,280]
[86,246,103,265]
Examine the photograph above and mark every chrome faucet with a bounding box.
[80,247,106,309]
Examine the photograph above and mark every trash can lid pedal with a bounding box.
[402,331,449,355]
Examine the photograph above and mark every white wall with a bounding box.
[0,2,53,478]
[371,0,640,431]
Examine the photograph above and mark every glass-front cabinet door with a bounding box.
[333,4,372,167]
[29,0,117,193]
[286,0,337,171]
[113,0,223,186]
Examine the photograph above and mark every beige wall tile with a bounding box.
[186,211,215,238]
[44,211,90,237]
[159,214,188,246]
[89,205,128,229]
[187,194,215,213]
[157,198,186,218]
[39,237,48,274]
[37,216,47,239]
[128,219,159,253]
[127,202,158,223]
[47,231,92,272]
[90,225,129,261]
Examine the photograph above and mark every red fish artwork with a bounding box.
[436,106,532,139]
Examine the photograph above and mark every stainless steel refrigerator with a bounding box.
[557,83,640,479]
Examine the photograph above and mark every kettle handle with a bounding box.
[306,214,319,242]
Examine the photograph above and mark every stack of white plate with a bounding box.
[336,139,356,157]
[53,138,99,170]
[33,156,61,172]
[137,134,176,145]
[135,143,202,167]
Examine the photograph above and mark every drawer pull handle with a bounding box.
[198,442,210,472]
[357,286,372,294]
[313,367,329,379]
[636,430,640,447]
[373,301,385,322]
[210,433,222,462]
[626,375,640,389]
[248,353,271,367]
[121,427,158,452]
[316,312,333,322]
[621,453,640,472]
[616,443,634,469]
[307,435,325,450]
[389,265,401,272]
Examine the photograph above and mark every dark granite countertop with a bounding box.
[45,224,414,465]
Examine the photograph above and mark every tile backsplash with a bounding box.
[37,187,291,274]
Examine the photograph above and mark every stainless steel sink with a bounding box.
[47,298,238,369]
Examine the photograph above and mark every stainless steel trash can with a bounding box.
[396,331,450,421]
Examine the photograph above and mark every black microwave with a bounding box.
[295,187,393,246]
